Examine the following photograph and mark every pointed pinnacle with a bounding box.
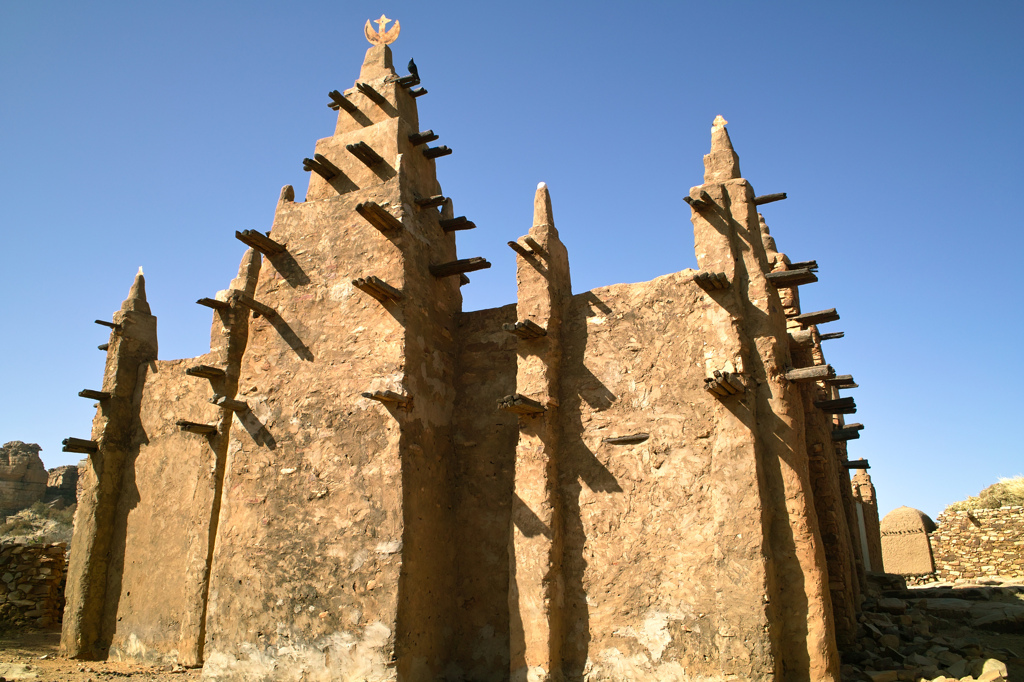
[230,248,262,295]
[122,267,151,314]
[704,115,741,183]
[533,182,554,228]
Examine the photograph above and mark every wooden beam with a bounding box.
[502,320,547,339]
[753,192,787,206]
[352,276,403,303]
[789,308,839,326]
[684,190,713,210]
[423,145,451,159]
[507,240,534,258]
[814,396,856,414]
[784,365,834,382]
[232,291,277,318]
[410,86,428,98]
[212,395,248,412]
[842,423,865,431]
[302,155,338,180]
[327,90,356,112]
[355,82,387,104]
[78,389,110,401]
[705,372,743,396]
[459,274,471,286]
[177,420,218,436]
[235,229,285,255]
[356,201,404,232]
[825,375,856,386]
[415,194,446,209]
[347,141,384,167]
[97,344,109,351]
[602,433,650,445]
[766,268,818,287]
[788,329,814,347]
[693,270,728,291]
[362,390,411,406]
[789,260,818,272]
[408,130,438,146]
[185,365,226,380]
[62,437,98,454]
[196,297,229,310]
[820,332,845,341]
[523,236,543,253]
[397,74,420,88]
[429,257,491,278]
[439,216,476,232]
[94,320,120,330]
[844,459,870,469]
[498,393,546,415]
[832,428,862,441]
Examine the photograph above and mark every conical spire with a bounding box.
[703,115,741,183]
[121,267,151,314]
[530,182,558,238]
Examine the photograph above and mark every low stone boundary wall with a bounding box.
[0,542,67,627]
[930,506,1024,582]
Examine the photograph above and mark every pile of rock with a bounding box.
[0,543,67,628]
[840,575,1021,681]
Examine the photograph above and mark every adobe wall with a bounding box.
[0,542,66,628]
[929,507,1024,582]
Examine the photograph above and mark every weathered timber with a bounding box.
[352,276,404,303]
[522,236,542,253]
[753,192,788,206]
[355,201,404,232]
[196,297,230,310]
[408,130,438,146]
[185,365,226,380]
[844,459,870,469]
[302,155,339,180]
[423,145,451,159]
[355,82,386,103]
[97,344,109,351]
[766,268,818,287]
[397,74,420,88]
[694,270,729,291]
[429,257,491,278]
[785,365,834,382]
[788,329,814,347]
[212,395,249,412]
[362,390,411,406]
[826,375,858,389]
[78,389,111,401]
[814,397,856,414]
[502,320,547,339]
[842,423,865,432]
[177,420,218,436]
[415,194,446,209]
[832,428,862,442]
[705,372,743,396]
[410,86,428,98]
[439,216,476,232]
[703,378,730,397]
[327,90,357,112]
[347,142,384,167]
[94,320,120,330]
[602,433,651,445]
[497,393,546,415]
[459,274,471,286]
[232,291,277,318]
[235,229,285,255]
[789,260,819,272]
[507,240,534,258]
[790,308,840,326]
[62,437,99,454]
[684,190,713,210]
[820,332,845,341]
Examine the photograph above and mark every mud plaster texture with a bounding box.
[881,507,938,577]
[59,46,878,681]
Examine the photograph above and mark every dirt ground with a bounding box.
[0,629,200,681]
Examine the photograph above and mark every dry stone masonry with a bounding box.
[58,28,881,682]
[0,542,67,629]
[929,507,1023,583]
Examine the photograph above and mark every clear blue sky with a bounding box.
[2,1,1021,520]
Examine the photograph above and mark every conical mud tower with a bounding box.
[61,21,873,682]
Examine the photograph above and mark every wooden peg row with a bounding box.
[352,276,404,303]
[347,142,384,167]
[684,190,713,210]
[502,320,547,339]
[429,257,490,278]
[235,229,285,256]
[704,371,743,396]
[356,202,404,232]
[498,393,546,415]
[408,130,438,146]
[693,270,729,291]
[232,291,277,319]
[302,154,339,180]
[62,437,99,454]
[327,90,356,112]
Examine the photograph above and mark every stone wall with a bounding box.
[0,442,48,516]
[929,507,1024,582]
[0,542,67,628]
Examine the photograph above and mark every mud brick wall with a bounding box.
[929,507,1024,582]
[0,543,67,627]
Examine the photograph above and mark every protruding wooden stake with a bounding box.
[502,319,547,339]
[397,74,420,88]
[459,274,471,286]
[327,90,357,112]
[844,459,870,469]
[362,390,411,407]
[423,146,451,159]
[832,428,862,441]
[789,308,840,326]
[177,420,218,436]
[784,365,834,382]
[94,320,120,330]
[355,82,387,105]
[408,130,438,146]
[415,195,446,209]
[78,389,110,401]
[704,372,744,396]
[814,397,856,414]
[232,291,276,319]
[507,241,534,258]
[97,344,109,351]
[302,154,339,180]
[185,365,226,380]
[766,268,818,287]
[356,202,404,232]
[522,236,542,253]
[410,86,428,98]
[62,437,99,454]
[602,433,650,445]
[789,260,819,272]
[196,297,230,310]
[820,332,845,341]
[352,276,404,303]
[212,395,249,412]
[347,142,384,167]
[498,394,546,415]
[684,190,713,210]
[235,230,285,255]
[753,192,788,206]
[429,257,491,278]
[788,329,814,347]
[825,375,857,388]
[693,270,729,291]
[439,216,476,232]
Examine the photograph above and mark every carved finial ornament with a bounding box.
[365,14,400,45]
